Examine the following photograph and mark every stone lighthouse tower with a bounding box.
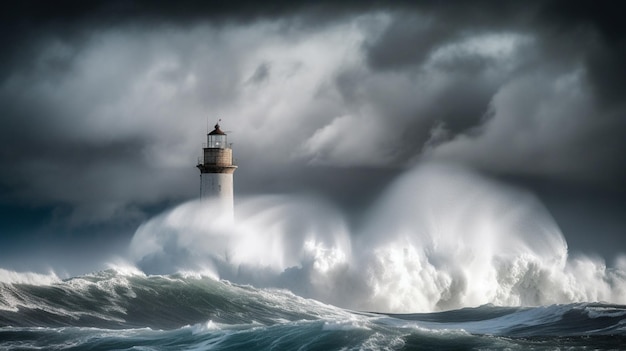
[197,122,237,219]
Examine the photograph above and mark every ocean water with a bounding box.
[2,164,626,349]
[1,269,625,350]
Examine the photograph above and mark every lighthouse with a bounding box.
[197,123,237,219]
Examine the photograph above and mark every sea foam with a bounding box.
[0,268,60,286]
[129,163,626,312]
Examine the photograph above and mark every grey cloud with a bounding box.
[246,62,271,85]
[0,25,247,223]
[364,14,457,70]
[1,0,626,230]
[537,1,626,105]
[309,31,525,167]
[326,2,626,190]
[0,15,367,224]
[425,69,626,187]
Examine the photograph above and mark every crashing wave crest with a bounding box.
[128,164,626,312]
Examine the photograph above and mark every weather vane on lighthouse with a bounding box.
[197,119,237,220]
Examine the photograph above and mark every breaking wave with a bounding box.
[3,164,626,349]
[128,163,626,313]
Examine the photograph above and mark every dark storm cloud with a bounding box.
[348,1,626,188]
[1,0,625,231]
[538,0,626,104]
[365,13,456,70]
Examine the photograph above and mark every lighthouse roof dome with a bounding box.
[208,123,226,135]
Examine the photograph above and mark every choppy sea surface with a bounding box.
[4,165,626,349]
[1,269,625,350]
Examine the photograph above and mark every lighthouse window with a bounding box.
[208,134,227,149]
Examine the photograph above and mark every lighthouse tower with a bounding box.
[197,123,237,219]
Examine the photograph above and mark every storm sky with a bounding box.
[1,0,625,274]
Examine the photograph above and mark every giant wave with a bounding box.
[130,164,626,312]
[2,163,626,349]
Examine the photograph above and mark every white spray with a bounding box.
[128,164,626,312]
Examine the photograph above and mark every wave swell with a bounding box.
[1,268,625,349]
